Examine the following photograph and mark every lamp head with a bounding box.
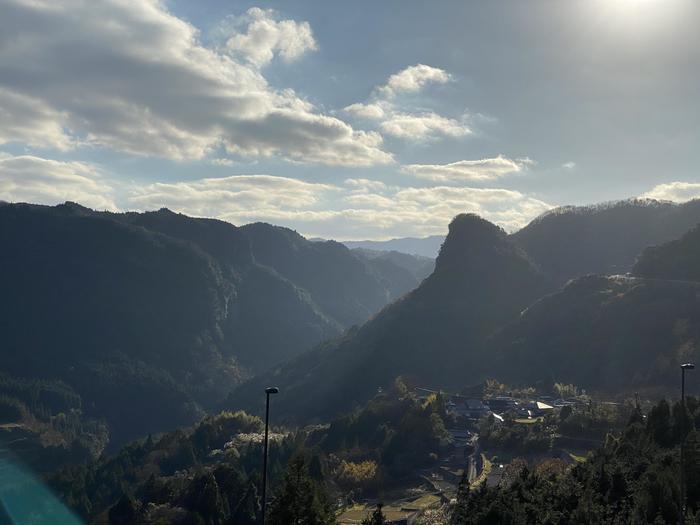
[265,387,280,395]
[681,363,695,370]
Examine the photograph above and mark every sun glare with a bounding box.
[585,0,688,42]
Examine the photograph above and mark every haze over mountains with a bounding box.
[3,197,700,449]
[342,235,446,258]
[236,199,700,420]
[511,199,700,285]
[234,213,551,420]
[0,202,428,448]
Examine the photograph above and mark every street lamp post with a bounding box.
[261,386,279,525]
[680,363,694,525]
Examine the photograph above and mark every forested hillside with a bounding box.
[634,223,700,282]
[511,199,700,285]
[489,275,700,392]
[235,203,700,422]
[0,202,424,450]
[452,397,700,524]
[233,214,551,421]
[241,222,415,327]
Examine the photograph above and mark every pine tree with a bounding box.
[267,454,335,525]
[451,472,471,525]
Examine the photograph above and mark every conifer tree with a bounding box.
[267,454,335,525]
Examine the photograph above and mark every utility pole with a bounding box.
[261,386,279,525]
[680,364,694,525]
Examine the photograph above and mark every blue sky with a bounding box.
[1,0,699,239]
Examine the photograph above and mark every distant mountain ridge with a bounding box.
[341,235,445,258]
[511,198,700,285]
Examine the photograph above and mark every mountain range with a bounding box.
[0,202,428,447]
[341,235,445,258]
[234,199,700,421]
[3,197,700,446]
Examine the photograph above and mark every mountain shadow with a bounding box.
[232,214,551,421]
[511,198,700,286]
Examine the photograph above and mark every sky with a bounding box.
[1,0,699,240]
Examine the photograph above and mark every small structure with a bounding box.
[518,400,555,417]
[484,396,518,414]
[448,398,491,420]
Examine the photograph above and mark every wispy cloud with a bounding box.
[402,156,529,182]
[0,153,116,210]
[376,64,452,98]
[0,149,552,238]
[642,182,700,202]
[343,64,469,141]
[126,172,551,238]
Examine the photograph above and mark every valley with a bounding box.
[2,197,700,524]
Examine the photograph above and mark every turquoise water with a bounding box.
[0,450,83,525]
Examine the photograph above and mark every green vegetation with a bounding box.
[512,198,700,286]
[268,455,335,525]
[634,222,700,282]
[49,382,453,522]
[235,214,551,421]
[452,397,700,524]
[6,198,700,523]
[479,398,633,456]
[238,202,700,424]
[490,274,700,393]
[0,202,426,451]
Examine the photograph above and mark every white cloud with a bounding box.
[0,153,116,210]
[0,89,74,150]
[343,102,386,120]
[210,158,238,167]
[344,178,388,192]
[343,64,467,141]
[379,112,471,140]
[129,174,338,221]
[641,182,700,202]
[377,64,452,98]
[562,161,576,169]
[402,155,526,182]
[0,0,390,166]
[223,7,317,67]
[126,173,551,238]
[0,150,550,239]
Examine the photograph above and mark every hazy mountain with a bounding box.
[330,199,700,279]
[350,248,434,297]
[489,274,700,393]
[633,222,700,282]
[233,214,551,421]
[342,235,445,258]
[486,223,700,392]
[511,198,700,285]
[351,248,434,280]
[0,202,417,447]
[240,223,421,327]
